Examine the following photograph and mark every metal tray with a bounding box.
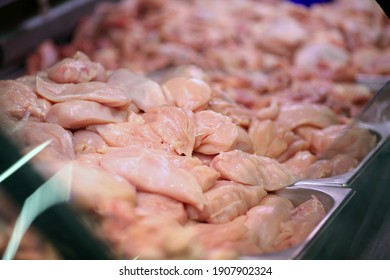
[242,185,354,260]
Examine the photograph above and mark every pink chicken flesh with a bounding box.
[70,160,137,211]
[143,105,196,156]
[0,80,51,122]
[45,51,107,83]
[162,77,212,112]
[92,120,169,151]
[100,147,205,210]
[73,129,108,154]
[210,150,297,191]
[107,69,167,111]
[275,195,326,250]
[276,103,338,130]
[194,110,239,155]
[244,194,294,253]
[46,100,128,129]
[35,75,130,108]
[136,192,188,225]
[187,180,267,224]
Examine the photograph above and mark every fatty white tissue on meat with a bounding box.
[0,0,385,260]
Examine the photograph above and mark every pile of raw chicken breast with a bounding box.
[1,0,387,259]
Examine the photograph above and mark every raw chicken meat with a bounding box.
[73,130,108,154]
[150,64,208,84]
[162,77,212,112]
[253,17,307,57]
[158,153,219,191]
[100,147,205,210]
[332,83,373,117]
[293,42,354,81]
[143,105,196,156]
[339,17,382,50]
[307,125,377,160]
[14,121,75,162]
[99,215,200,259]
[76,152,103,167]
[188,215,248,252]
[187,180,267,224]
[276,137,310,163]
[249,119,295,158]
[45,51,107,83]
[244,194,294,253]
[46,100,128,129]
[234,126,254,154]
[254,100,280,121]
[136,192,188,225]
[36,75,130,108]
[192,152,215,166]
[161,153,203,171]
[70,160,137,211]
[352,47,390,75]
[194,110,239,155]
[310,29,346,48]
[275,196,326,250]
[208,98,252,127]
[188,165,220,192]
[0,80,51,122]
[107,69,167,111]
[270,79,372,118]
[283,151,318,177]
[210,150,297,191]
[276,103,338,130]
[273,79,332,105]
[92,120,169,151]
[15,75,38,90]
[301,160,334,180]
[330,154,359,176]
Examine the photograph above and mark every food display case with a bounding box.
[0,0,389,260]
